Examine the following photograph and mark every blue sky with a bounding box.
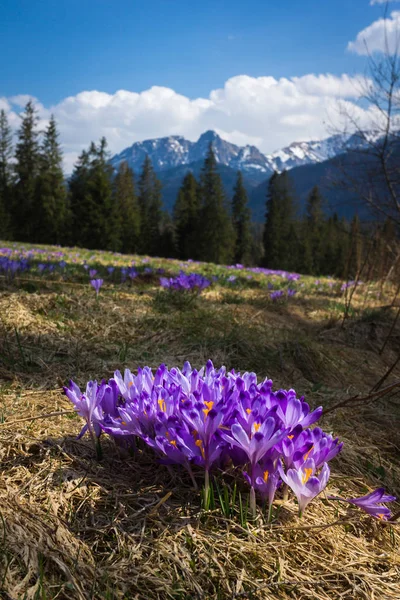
[0,0,398,170]
[0,0,383,103]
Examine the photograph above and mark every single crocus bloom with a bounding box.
[330,488,396,520]
[279,458,330,517]
[90,278,103,296]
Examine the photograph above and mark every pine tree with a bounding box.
[113,161,141,253]
[138,155,163,255]
[173,171,200,259]
[14,100,41,241]
[34,115,68,244]
[305,185,324,273]
[263,171,297,270]
[198,143,234,264]
[232,171,252,265]
[0,110,13,239]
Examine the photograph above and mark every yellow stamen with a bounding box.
[121,421,127,425]
[195,439,205,459]
[303,445,314,461]
[158,398,166,412]
[128,382,134,388]
[246,408,252,414]
[288,435,294,440]
[263,470,269,483]
[202,401,214,418]
[170,440,177,447]
[301,468,313,484]
[253,422,261,433]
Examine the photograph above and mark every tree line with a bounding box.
[0,101,386,277]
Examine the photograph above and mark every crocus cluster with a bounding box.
[160,271,211,293]
[0,257,30,279]
[270,288,297,301]
[64,360,348,519]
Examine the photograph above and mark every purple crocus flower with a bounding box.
[221,417,289,516]
[244,456,281,521]
[270,290,285,301]
[89,269,97,278]
[330,488,396,520]
[279,458,330,517]
[90,278,103,296]
[64,380,104,440]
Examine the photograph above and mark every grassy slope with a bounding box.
[0,243,400,599]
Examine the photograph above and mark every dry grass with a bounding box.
[1,252,400,599]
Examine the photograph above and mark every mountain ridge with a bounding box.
[110,129,359,177]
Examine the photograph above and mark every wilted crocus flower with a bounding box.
[279,458,330,517]
[90,278,103,297]
[330,488,396,520]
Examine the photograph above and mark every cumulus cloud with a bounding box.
[348,11,400,55]
[1,73,379,173]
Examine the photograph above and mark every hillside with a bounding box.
[1,242,400,599]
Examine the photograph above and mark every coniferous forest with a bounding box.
[0,101,391,278]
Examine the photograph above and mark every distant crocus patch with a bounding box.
[160,271,211,293]
[341,280,363,292]
[64,359,388,522]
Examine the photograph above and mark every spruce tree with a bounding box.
[305,185,324,273]
[14,100,41,241]
[322,215,339,275]
[69,139,114,250]
[68,148,92,247]
[348,215,362,277]
[138,155,163,255]
[35,115,68,244]
[173,171,200,259]
[198,143,234,264]
[263,171,297,270]
[158,211,177,258]
[232,171,252,265]
[113,161,141,253]
[0,110,13,239]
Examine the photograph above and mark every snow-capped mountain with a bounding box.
[110,129,375,178]
[266,134,351,171]
[111,130,273,175]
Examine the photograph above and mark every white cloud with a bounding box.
[348,10,400,55]
[370,1,399,5]
[2,73,380,173]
